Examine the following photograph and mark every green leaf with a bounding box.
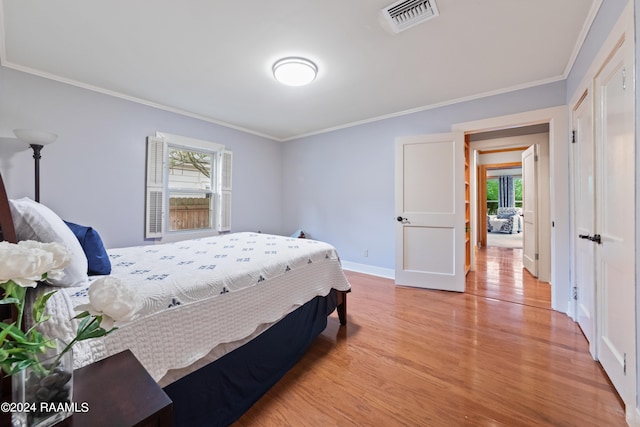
[74,315,119,342]
[74,311,91,319]
[16,359,35,372]
[32,291,57,323]
[79,328,109,340]
[46,340,57,349]
[77,315,91,332]
[0,320,16,343]
[0,322,28,342]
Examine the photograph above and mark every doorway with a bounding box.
[452,106,568,311]
[478,159,524,250]
[469,124,550,278]
[471,128,549,308]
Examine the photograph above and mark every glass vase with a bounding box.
[11,340,73,427]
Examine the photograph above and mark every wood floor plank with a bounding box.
[233,248,625,426]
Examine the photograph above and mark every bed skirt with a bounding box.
[164,289,339,427]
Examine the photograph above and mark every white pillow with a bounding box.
[9,198,88,288]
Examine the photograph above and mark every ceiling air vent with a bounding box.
[381,0,439,34]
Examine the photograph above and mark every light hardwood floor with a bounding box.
[234,247,625,426]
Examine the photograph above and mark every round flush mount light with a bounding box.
[272,57,318,86]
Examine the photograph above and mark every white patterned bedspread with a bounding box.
[39,232,351,382]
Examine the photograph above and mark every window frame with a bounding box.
[145,132,231,241]
[166,142,216,234]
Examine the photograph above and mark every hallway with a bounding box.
[466,246,551,310]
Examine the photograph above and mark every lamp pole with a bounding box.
[13,130,57,203]
[30,144,44,203]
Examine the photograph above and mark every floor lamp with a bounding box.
[13,129,58,203]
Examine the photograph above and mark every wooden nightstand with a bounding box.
[66,350,173,427]
[1,350,173,427]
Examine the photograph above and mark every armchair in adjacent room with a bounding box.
[487,207,522,234]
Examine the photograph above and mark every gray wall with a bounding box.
[566,0,630,100]
[0,66,284,249]
[282,82,567,270]
[280,0,628,274]
[0,0,626,270]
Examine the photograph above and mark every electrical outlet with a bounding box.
[364,249,368,257]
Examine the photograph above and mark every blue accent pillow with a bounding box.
[64,221,111,276]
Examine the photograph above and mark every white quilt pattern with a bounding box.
[41,232,351,382]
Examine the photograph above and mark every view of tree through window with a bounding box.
[486,176,522,214]
[168,147,214,231]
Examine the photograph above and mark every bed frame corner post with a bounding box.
[337,290,348,326]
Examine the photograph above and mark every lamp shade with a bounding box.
[13,129,58,146]
[272,57,318,86]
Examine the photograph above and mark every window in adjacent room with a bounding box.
[486,175,522,214]
[145,132,232,239]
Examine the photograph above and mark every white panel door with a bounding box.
[394,132,465,292]
[572,90,596,357]
[522,145,538,277]
[594,36,635,405]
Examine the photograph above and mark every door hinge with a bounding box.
[535,253,539,260]
[622,68,627,91]
[571,130,576,143]
[534,155,539,162]
[624,353,627,374]
[572,286,577,300]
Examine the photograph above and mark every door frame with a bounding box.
[570,87,597,358]
[478,161,522,248]
[452,105,569,313]
[521,145,539,277]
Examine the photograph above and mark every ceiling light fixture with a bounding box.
[272,57,318,86]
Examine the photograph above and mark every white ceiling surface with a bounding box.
[1,1,598,141]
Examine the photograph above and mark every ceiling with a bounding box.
[0,0,599,141]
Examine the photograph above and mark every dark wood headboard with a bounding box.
[0,171,16,244]
[0,171,17,324]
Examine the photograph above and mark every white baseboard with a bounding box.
[341,261,395,279]
[627,406,640,426]
[566,300,577,320]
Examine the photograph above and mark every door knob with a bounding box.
[578,234,602,244]
[396,216,407,222]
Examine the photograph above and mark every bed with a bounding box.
[0,172,351,426]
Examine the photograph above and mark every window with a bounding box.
[145,133,232,239]
[168,147,213,231]
[486,176,522,214]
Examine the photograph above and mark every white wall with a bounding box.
[479,151,524,166]
[0,66,284,249]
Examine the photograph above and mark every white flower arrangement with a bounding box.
[75,276,142,330]
[0,241,71,288]
[0,240,141,376]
